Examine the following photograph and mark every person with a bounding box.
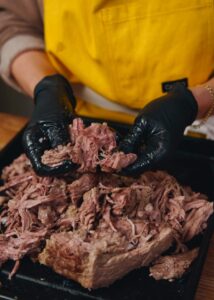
[0,1,214,176]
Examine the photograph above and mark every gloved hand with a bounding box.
[23,74,77,176]
[119,84,198,176]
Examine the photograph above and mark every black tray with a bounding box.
[0,119,214,300]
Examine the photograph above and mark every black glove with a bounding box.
[23,74,77,176]
[119,84,198,176]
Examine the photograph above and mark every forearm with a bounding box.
[11,50,214,120]
[11,50,57,97]
[190,78,214,119]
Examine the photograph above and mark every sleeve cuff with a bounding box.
[0,34,45,92]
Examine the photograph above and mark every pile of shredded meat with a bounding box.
[0,119,213,288]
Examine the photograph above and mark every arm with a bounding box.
[11,50,57,97]
[120,77,214,176]
[0,0,44,90]
[12,49,214,116]
[190,77,214,119]
[11,51,77,176]
[12,50,214,117]
[12,51,214,177]
[0,1,77,176]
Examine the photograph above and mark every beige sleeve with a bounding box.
[0,0,44,91]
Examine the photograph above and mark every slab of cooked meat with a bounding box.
[0,119,213,289]
[39,227,173,289]
[149,248,199,281]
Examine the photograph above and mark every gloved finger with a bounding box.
[32,160,77,177]
[22,125,49,159]
[26,142,77,177]
[23,125,77,176]
[39,121,70,148]
[118,121,146,154]
[120,128,170,176]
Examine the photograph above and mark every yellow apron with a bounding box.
[44,0,214,124]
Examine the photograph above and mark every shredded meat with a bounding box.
[68,173,98,205]
[42,118,137,173]
[0,119,213,288]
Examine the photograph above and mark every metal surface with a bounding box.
[0,119,214,300]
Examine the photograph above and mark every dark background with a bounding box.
[0,78,33,116]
